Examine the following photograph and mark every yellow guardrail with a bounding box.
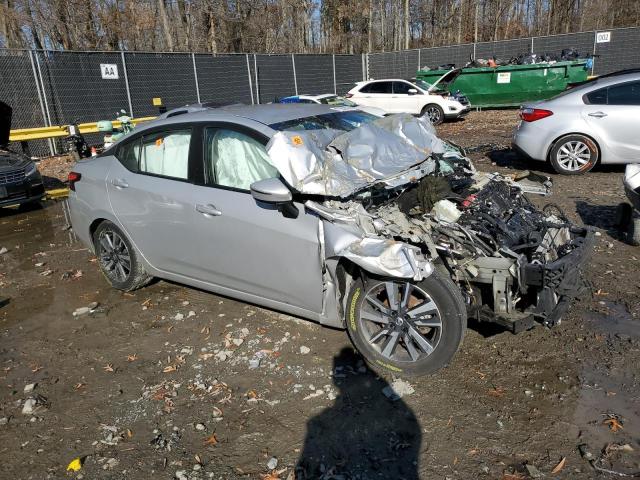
[9,116,157,142]
[45,188,70,199]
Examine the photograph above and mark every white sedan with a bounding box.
[346,73,470,124]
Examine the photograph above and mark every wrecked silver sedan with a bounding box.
[68,104,593,376]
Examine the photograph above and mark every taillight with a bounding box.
[68,171,81,191]
[520,108,553,122]
[344,93,353,98]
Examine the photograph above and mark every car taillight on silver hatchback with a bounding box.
[68,171,81,191]
[520,107,553,122]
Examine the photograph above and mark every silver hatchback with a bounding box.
[513,70,640,174]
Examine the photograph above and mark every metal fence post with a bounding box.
[591,31,597,76]
[246,54,255,104]
[530,37,534,53]
[120,51,134,117]
[291,54,298,95]
[29,50,54,156]
[33,51,56,155]
[362,53,367,80]
[192,53,201,103]
[254,54,260,104]
[473,43,476,60]
[417,49,421,70]
[332,54,337,94]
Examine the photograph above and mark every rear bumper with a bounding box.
[512,123,550,161]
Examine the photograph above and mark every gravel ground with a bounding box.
[1,111,639,480]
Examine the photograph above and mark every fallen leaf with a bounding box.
[475,370,486,379]
[163,365,177,373]
[488,387,505,397]
[67,457,83,472]
[204,433,218,446]
[74,382,86,390]
[501,474,524,480]
[126,354,138,362]
[103,364,114,372]
[126,429,133,438]
[261,469,287,480]
[246,390,258,399]
[604,418,624,432]
[551,457,566,474]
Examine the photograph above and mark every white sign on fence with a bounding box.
[100,64,119,79]
[596,31,611,43]
[497,72,511,84]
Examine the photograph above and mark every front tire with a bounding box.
[93,220,151,291]
[346,271,466,377]
[421,104,444,125]
[549,134,598,175]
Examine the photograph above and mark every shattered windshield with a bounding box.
[269,111,377,132]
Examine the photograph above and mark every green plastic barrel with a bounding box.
[417,60,589,107]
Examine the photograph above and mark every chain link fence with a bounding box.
[368,26,640,78]
[1,26,639,157]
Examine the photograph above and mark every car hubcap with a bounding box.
[359,282,442,363]
[98,230,131,282]
[426,107,441,123]
[557,140,591,171]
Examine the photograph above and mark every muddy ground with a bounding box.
[1,110,639,480]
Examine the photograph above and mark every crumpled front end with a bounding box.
[266,112,592,331]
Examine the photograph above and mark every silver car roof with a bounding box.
[144,103,341,135]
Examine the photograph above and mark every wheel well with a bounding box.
[334,258,362,324]
[89,218,107,239]
[546,132,601,163]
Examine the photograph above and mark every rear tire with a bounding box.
[549,134,598,175]
[421,104,444,125]
[345,271,466,377]
[93,220,151,291]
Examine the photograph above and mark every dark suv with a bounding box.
[0,101,45,207]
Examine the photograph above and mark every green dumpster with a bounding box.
[417,60,589,107]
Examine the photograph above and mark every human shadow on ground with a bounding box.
[295,347,421,480]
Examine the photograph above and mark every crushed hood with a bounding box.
[266,114,445,197]
[0,101,11,147]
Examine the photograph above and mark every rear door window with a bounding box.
[584,88,607,105]
[139,129,192,180]
[360,81,392,94]
[607,81,640,106]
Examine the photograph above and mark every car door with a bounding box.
[187,124,324,313]
[106,126,201,276]
[392,81,422,114]
[356,81,394,112]
[582,81,640,162]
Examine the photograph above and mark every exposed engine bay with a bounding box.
[267,114,594,332]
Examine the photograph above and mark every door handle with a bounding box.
[588,111,607,118]
[195,203,222,217]
[110,178,129,189]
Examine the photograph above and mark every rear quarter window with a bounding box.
[115,138,140,172]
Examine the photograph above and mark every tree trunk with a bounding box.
[157,0,174,51]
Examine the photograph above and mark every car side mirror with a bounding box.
[408,88,418,95]
[250,177,293,204]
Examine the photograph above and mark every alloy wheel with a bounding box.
[425,106,442,124]
[359,281,442,363]
[97,229,132,283]
[556,140,591,171]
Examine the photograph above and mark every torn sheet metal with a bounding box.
[267,114,442,198]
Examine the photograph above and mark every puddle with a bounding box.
[572,302,640,476]
[584,301,640,339]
